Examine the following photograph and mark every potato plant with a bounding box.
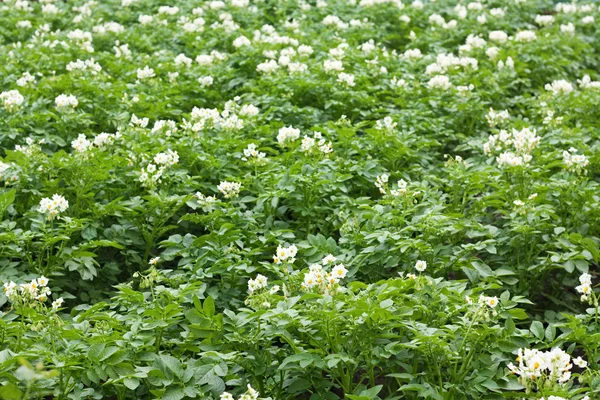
[0,0,599,399]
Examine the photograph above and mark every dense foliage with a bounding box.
[0,0,599,398]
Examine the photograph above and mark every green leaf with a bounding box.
[387,373,413,380]
[471,261,493,278]
[359,385,383,398]
[163,387,185,400]
[563,260,575,273]
[508,308,529,320]
[203,297,215,318]
[0,190,16,216]
[379,299,393,309]
[545,325,556,342]
[480,379,500,392]
[99,346,119,362]
[498,379,526,391]
[88,343,105,362]
[280,353,323,370]
[123,377,140,390]
[504,318,515,335]
[287,378,311,394]
[0,382,23,399]
[193,295,203,313]
[530,321,544,340]
[160,355,183,379]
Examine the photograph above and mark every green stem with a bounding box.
[16,312,24,352]
[457,335,484,380]
[20,382,31,400]
[155,328,163,352]
[452,307,483,379]
[58,368,64,400]
[593,292,599,325]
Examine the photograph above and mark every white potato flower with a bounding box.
[39,194,69,219]
[415,260,427,272]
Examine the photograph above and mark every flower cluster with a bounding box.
[66,58,102,75]
[220,385,260,400]
[545,80,574,96]
[139,150,179,188]
[512,193,537,216]
[425,53,478,75]
[478,295,499,309]
[507,347,574,388]
[562,148,589,175]
[535,15,555,26]
[375,116,397,132]
[0,0,599,397]
[152,120,178,137]
[217,181,241,199]
[575,273,593,303]
[390,179,419,198]
[242,143,267,164]
[375,173,389,194]
[300,132,332,155]
[38,194,69,220]
[4,277,62,310]
[0,90,25,112]
[542,397,589,400]
[245,273,281,309]
[444,154,468,168]
[485,108,510,127]
[4,276,49,303]
[247,274,268,294]
[55,94,78,111]
[198,76,214,87]
[515,30,537,42]
[390,76,408,88]
[463,294,499,310]
[277,126,301,146]
[484,127,540,168]
[428,13,457,29]
[185,100,257,134]
[273,244,298,265]
[66,29,94,52]
[193,192,217,213]
[302,255,348,295]
[71,134,94,154]
[541,109,563,126]
[137,66,156,80]
[337,72,355,87]
[16,71,35,87]
[130,114,149,128]
[375,174,420,200]
[427,74,452,90]
[578,75,600,90]
[93,132,120,148]
[15,137,42,157]
[154,150,179,167]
